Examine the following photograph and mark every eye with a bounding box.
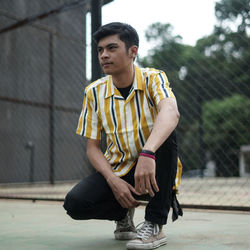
[97,47,103,53]
[108,45,117,51]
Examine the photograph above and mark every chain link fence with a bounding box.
[0,0,250,210]
[0,0,92,185]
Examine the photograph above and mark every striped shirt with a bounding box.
[76,65,177,178]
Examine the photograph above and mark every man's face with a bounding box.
[97,34,137,75]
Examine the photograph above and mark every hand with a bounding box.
[134,156,159,197]
[107,176,141,208]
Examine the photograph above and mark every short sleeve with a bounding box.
[76,88,102,140]
[149,71,175,106]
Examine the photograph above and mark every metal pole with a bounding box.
[91,0,102,81]
[198,95,205,178]
[49,33,55,184]
[91,0,107,152]
[29,145,35,182]
[25,141,35,183]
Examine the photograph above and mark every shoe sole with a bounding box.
[115,232,137,241]
[126,237,167,249]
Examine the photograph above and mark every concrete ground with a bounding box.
[0,200,250,250]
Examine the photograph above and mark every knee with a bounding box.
[63,191,94,220]
[63,192,78,218]
[63,192,80,219]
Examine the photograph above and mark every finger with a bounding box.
[127,193,140,207]
[117,198,127,208]
[128,183,141,196]
[123,197,133,208]
[139,176,146,194]
[117,197,127,208]
[151,175,159,192]
[116,194,130,208]
[127,185,141,206]
[134,175,141,194]
[145,176,155,197]
[124,194,139,208]
[131,196,140,207]
[118,188,138,208]
[118,195,131,208]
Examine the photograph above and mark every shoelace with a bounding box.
[136,221,158,240]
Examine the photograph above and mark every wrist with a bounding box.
[106,173,117,184]
[139,149,156,160]
[141,149,155,155]
[142,145,156,153]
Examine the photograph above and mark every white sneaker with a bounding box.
[114,208,136,240]
[126,221,167,249]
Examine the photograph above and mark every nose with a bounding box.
[100,49,109,59]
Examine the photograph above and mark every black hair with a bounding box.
[93,22,139,50]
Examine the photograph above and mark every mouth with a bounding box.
[102,62,113,67]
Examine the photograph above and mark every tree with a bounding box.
[215,0,250,33]
[138,22,188,83]
[138,0,250,174]
[203,95,250,176]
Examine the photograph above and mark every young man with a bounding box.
[63,22,182,250]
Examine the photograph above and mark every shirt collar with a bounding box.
[105,65,143,99]
[133,65,143,91]
[105,75,114,98]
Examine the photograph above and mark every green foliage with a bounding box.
[215,0,250,32]
[144,22,181,45]
[138,22,186,77]
[178,121,200,172]
[203,95,250,148]
[139,0,250,175]
[203,95,250,176]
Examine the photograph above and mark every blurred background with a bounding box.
[0,0,249,210]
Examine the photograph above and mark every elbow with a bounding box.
[176,109,180,122]
[159,98,180,126]
[171,107,180,127]
[172,110,180,128]
[169,103,180,122]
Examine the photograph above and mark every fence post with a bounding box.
[25,141,35,183]
[91,0,102,81]
[49,33,55,184]
[198,95,205,177]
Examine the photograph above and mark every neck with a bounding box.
[112,64,135,88]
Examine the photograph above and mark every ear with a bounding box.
[129,45,138,59]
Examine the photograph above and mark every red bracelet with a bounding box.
[139,152,156,160]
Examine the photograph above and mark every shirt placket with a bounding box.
[124,90,136,159]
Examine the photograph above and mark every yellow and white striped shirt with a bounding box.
[76,65,181,184]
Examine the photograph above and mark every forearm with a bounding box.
[143,98,180,152]
[86,139,115,181]
[86,138,140,207]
